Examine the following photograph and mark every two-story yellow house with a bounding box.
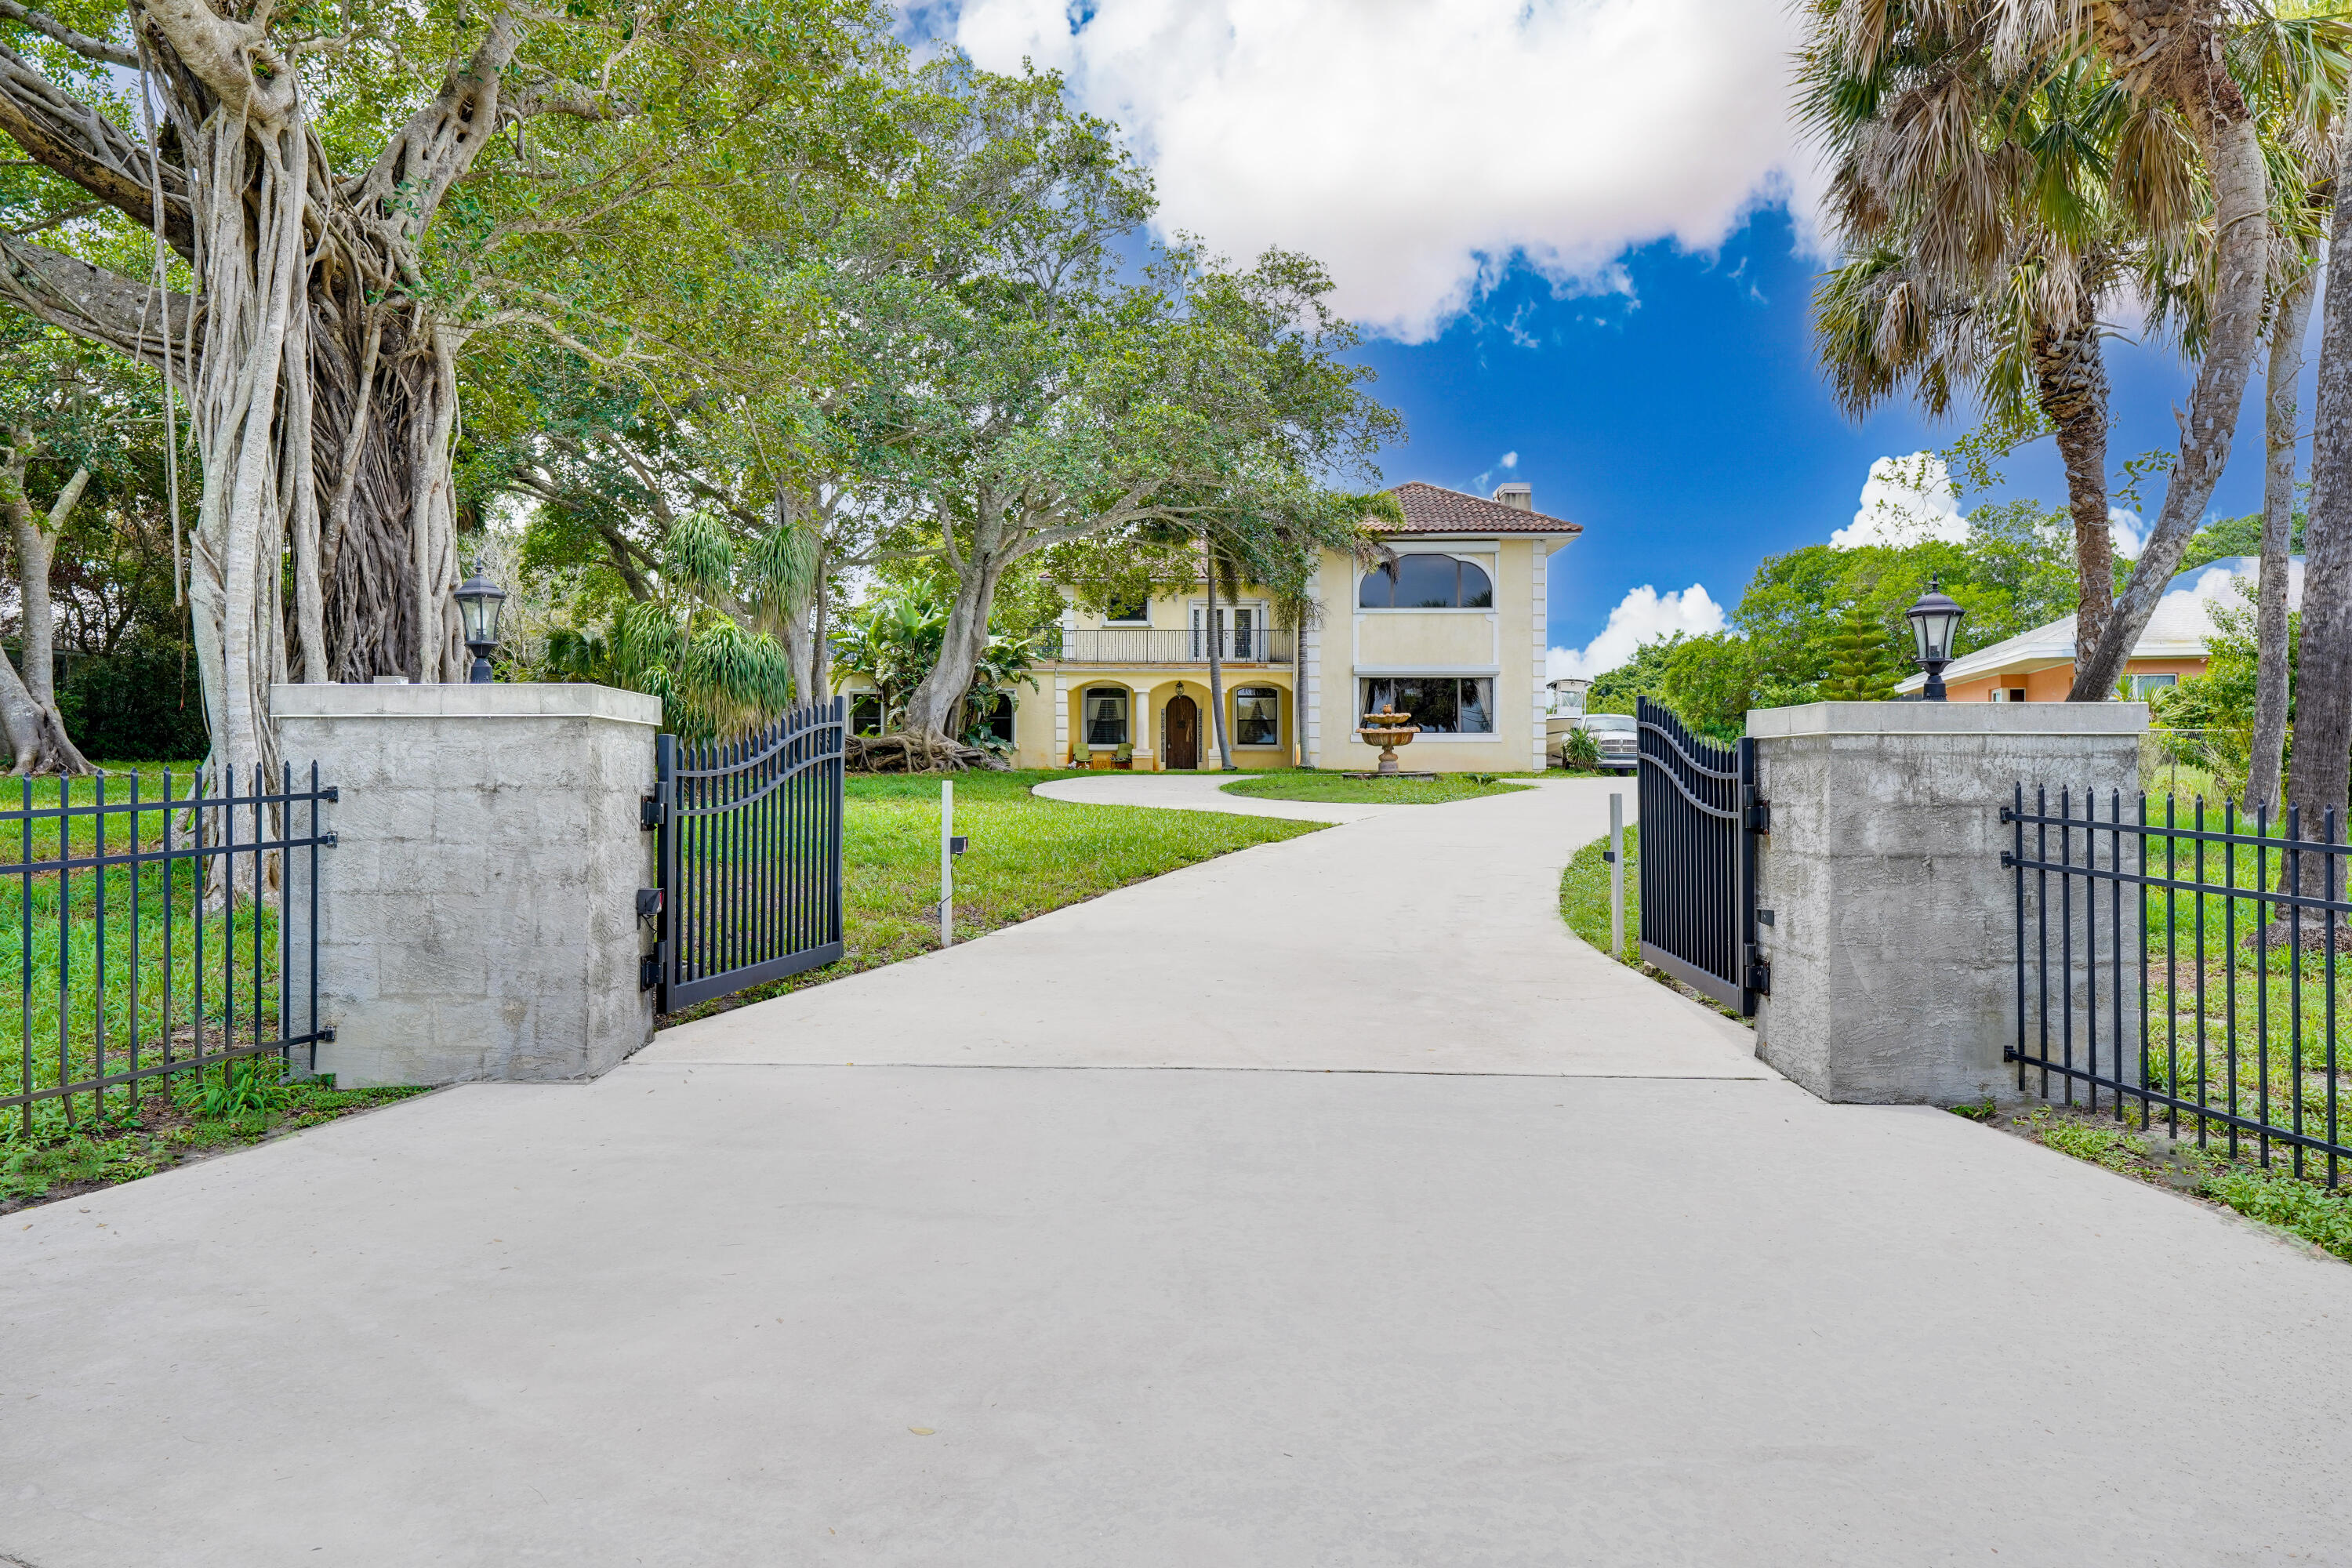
[969,481,1577,772]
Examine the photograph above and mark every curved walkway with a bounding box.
[644,775,1765,1076]
[1031,768,1421,822]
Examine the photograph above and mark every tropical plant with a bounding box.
[1801,40,2188,659]
[1561,728,1602,771]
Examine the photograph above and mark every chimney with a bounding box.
[1492,482,1532,512]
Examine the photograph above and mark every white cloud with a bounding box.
[1500,451,1519,470]
[948,0,1816,340]
[2107,506,2147,557]
[1547,583,1726,681]
[1831,453,1969,550]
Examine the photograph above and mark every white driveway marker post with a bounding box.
[940,779,954,946]
[1609,791,1624,960]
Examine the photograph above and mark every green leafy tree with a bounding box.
[1817,602,1899,702]
[829,62,1396,742]
[0,0,889,793]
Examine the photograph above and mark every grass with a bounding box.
[660,768,1320,1023]
[1560,823,1639,965]
[0,760,205,862]
[1978,1102,2352,1262]
[1218,771,1534,806]
[2,1067,426,1213]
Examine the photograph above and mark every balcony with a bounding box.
[1045,628,1294,666]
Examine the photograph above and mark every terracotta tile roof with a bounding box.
[1385,481,1581,535]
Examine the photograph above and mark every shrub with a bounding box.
[56,646,209,761]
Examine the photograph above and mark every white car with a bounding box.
[1556,712,1638,774]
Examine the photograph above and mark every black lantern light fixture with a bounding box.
[454,563,508,684]
[1905,575,1965,701]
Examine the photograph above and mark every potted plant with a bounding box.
[1071,742,1091,770]
[1114,743,1134,771]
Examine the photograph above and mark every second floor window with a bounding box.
[1359,555,1494,609]
[1103,595,1149,623]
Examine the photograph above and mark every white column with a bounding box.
[1530,540,1549,767]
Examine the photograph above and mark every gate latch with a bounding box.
[641,793,666,831]
[1744,798,1771,833]
[949,835,969,857]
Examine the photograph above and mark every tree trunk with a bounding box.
[2289,143,2352,881]
[0,443,92,775]
[904,554,1000,742]
[2071,30,2269,700]
[1204,539,1233,771]
[2032,317,2115,660]
[2249,260,2318,818]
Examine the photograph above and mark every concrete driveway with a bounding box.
[6,778,2352,1567]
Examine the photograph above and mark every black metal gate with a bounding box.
[1635,696,1766,1014]
[646,697,846,1011]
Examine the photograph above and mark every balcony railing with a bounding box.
[1045,628,1294,665]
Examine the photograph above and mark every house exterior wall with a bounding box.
[845,529,1560,775]
[1309,535,1548,773]
[1945,655,2206,703]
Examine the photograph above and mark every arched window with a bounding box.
[1231,686,1280,747]
[1358,555,1494,609]
[1083,687,1129,746]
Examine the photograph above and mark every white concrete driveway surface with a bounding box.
[646,776,1764,1077]
[6,779,2352,1566]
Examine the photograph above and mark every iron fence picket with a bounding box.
[2006,787,2352,1181]
[0,767,336,1132]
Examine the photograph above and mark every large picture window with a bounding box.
[1358,555,1494,609]
[1084,687,1129,746]
[1361,677,1494,735]
[1232,686,1281,747]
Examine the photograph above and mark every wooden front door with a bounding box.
[1166,695,1199,769]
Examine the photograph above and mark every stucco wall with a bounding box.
[275,683,661,1087]
[1750,701,2145,1105]
[1312,537,1547,772]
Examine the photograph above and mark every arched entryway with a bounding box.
[1165,694,1200,769]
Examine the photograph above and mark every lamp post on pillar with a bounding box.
[1906,577,1965,702]
[455,565,508,684]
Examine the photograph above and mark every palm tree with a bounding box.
[1801,0,2291,702]
[1802,31,2197,659]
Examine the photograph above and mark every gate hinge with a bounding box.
[318,831,339,848]
[1744,799,1770,833]
[641,949,663,993]
[641,793,666,830]
[2000,851,2016,869]
[1745,943,1772,996]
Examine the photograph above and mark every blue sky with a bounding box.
[1358,204,2296,666]
[937,0,2300,675]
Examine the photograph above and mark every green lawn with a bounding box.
[2,1071,426,1211]
[662,768,1321,1023]
[1559,823,1639,966]
[1219,771,1533,806]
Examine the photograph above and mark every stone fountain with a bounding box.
[1356,707,1421,776]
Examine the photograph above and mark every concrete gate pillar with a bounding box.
[1748,701,2146,1105]
[274,683,662,1087]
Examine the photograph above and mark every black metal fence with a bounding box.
[1,765,336,1138]
[2006,785,2352,1183]
[648,698,846,1011]
[1635,697,1766,1014]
